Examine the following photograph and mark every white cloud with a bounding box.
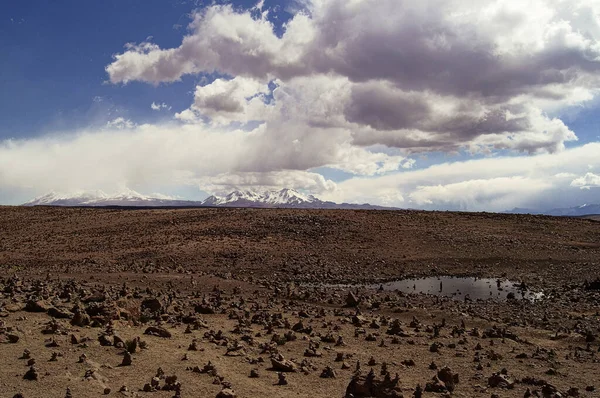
[196,170,336,195]
[0,120,399,200]
[105,0,600,154]
[408,177,552,211]
[319,143,600,211]
[174,109,200,123]
[187,76,272,125]
[571,172,600,189]
[150,102,171,111]
[105,117,135,129]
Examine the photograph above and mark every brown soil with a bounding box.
[1,206,599,398]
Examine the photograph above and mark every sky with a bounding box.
[1,0,600,211]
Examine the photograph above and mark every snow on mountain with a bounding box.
[267,188,317,204]
[23,189,189,207]
[23,188,389,209]
[23,190,108,206]
[202,188,319,206]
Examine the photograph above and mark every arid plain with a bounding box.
[1,206,599,397]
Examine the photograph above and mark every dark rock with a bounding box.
[23,366,38,381]
[346,292,360,307]
[488,373,515,389]
[277,372,288,385]
[7,333,20,343]
[98,334,113,346]
[437,367,459,392]
[271,354,297,372]
[24,300,49,313]
[144,326,172,338]
[141,298,162,313]
[320,366,336,378]
[47,307,73,319]
[120,351,132,366]
[345,369,402,398]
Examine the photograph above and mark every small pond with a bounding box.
[316,276,543,301]
[368,277,543,301]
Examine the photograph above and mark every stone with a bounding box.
[277,372,288,385]
[71,311,90,327]
[98,334,113,346]
[414,384,423,398]
[345,369,402,398]
[144,326,172,338]
[120,351,132,366]
[141,298,162,313]
[488,373,515,389]
[48,307,73,319]
[24,300,49,313]
[23,366,38,381]
[320,366,337,378]
[437,367,459,392]
[346,292,360,307]
[216,388,237,398]
[7,333,19,343]
[271,354,297,372]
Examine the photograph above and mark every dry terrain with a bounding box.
[1,206,599,398]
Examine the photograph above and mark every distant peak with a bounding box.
[23,189,172,206]
[201,188,319,206]
[22,187,387,210]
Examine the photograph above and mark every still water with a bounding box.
[365,276,542,301]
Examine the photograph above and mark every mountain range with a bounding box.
[22,188,389,210]
[22,189,600,216]
[506,203,600,217]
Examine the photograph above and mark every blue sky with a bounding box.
[0,0,277,139]
[1,0,600,209]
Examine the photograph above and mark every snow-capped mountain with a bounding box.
[202,188,320,207]
[23,188,389,209]
[23,189,203,207]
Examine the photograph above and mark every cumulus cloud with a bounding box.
[183,76,272,125]
[105,0,600,154]
[571,172,600,189]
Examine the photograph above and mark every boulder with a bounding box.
[345,369,403,398]
[24,300,49,313]
[488,373,515,389]
[141,298,162,313]
[144,326,172,338]
[270,354,297,372]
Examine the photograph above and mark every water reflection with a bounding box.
[366,276,542,301]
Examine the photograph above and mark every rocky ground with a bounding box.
[0,206,599,398]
